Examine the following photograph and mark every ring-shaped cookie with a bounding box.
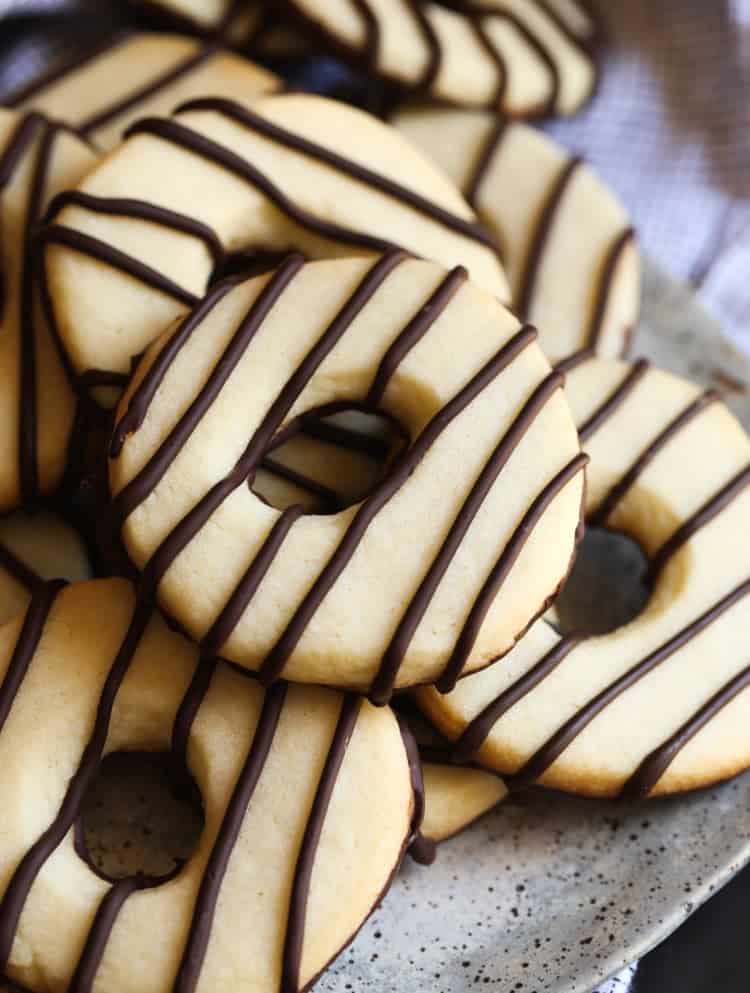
[108,255,584,701]
[0,109,98,511]
[0,579,415,993]
[280,0,599,116]
[417,356,750,798]
[394,106,640,361]
[41,92,508,406]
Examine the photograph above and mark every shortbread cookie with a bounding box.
[394,106,639,361]
[0,511,90,625]
[417,357,750,799]
[108,255,584,700]
[0,578,415,993]
[0,109,98,512]
[5,34,279,152]
[41,93,509,405]
[281,0,598,116]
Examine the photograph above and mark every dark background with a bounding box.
[0,2,748,991]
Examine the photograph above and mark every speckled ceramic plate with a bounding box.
[3,262,749,993]
[315,259,750,993]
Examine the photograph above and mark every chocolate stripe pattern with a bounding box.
[370,368,565,704]
[509,578,750,791]
[173,682,288,993]
[176,98,495,250]
[130,252,406,599]
[444,362,750,794]
[577,359,649,443]
[284,0,598,114]
[458,120,634,354]
[0,600,152,969]
[258,326,541,689]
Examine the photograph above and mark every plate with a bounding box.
[314,259,750,993]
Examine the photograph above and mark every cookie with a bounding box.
[107,254,584,700]
[0,511,91,625]
[400,710,507,854]
[6,34,279,151]
[281,0,598,116]
[0,109,98,512]
[41,92,509,406]
[417,357,750,799]
[394,106,639,361]
[0,578,416,993]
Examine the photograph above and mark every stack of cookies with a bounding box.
[0,4,749,992]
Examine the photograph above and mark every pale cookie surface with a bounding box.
[418,357,750,799]
[43,92,508,404]
[108,256,584,700]
[0,578,414,993]
[282,0,598,116]
[6,33,279,152]
[394,106,640,362]
[0,511,90,625]
[0,109,98,512]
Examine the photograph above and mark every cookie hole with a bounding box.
[253,405,406,515]
[552,527,651,636]
[77,751,204,883]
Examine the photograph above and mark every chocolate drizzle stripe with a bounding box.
[0,541,44,593]
[79,44,220,136]
[370,366,563,705]
[200,505,304,660]
[173,98,496,251]
[0,581,64,737]
[366,266,468,406]
[509,577,750,789]
[173,682,287,993]
[532,0,596,54]
[584,228,635,350]
[38,225,199,307]
[407,2,442,90]
[68,876,143,993]
[590,390,720,527]
[295,418,391,461]
[516,157,581,322]
[647,464,750,583]
[553,347,595,377]
[464,118,509,209]
[622,659,750,801]
[258,459,343,512]
[281,695,361,993]
[437,452,588,694]
[259,325,538,690]
[351,0,380,66]
[0,600,152,969]
[110,278,239,457]
[396,714,435,866]
[111,255,305,523]
[137,251,405,597]
[171,658,217,771]
[451,633,582,762]
[577,359,649,443]
[124,117,402,257]
[44,191,224,268]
